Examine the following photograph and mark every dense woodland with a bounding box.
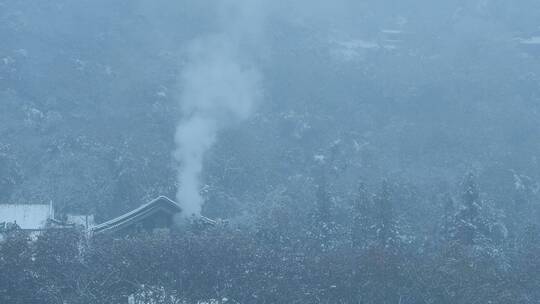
[1,174,540,303]
[2,0,540,303]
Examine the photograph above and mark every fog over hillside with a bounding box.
[1,1,540,302]
[1,0,539,222]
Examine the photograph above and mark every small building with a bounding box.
[0,203,57,240]
[90,196,215,236]
[0,203,54,231]
[66,214,95,229]
[0,202,95,240]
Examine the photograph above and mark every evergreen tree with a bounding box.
[454,173,486,245]
[351,181,372,250]
[374,180,397,247]
[314,173,332,249]
[438,193,455,244]
[356,180,405,304]
[516,224,540,301]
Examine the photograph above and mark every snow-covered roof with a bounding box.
[90,196,215,234]
[0,204,52,230]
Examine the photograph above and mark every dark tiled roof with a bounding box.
[90,196,215,234]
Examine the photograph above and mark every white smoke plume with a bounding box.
[174,1,264,217]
